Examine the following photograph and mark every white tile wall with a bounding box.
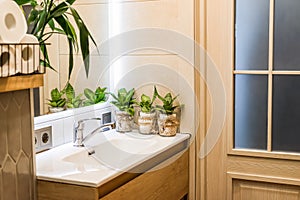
[59,3,109,55]
[59,55,110,94]
[34,103,112,147]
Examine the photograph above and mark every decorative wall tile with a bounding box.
[0,93,11,111]
[7,99,22,162]
[20,95,32,157]
[0,90,34,200]
[0,168,3,200]
[0,106,7,166]
[17,152,31,200]
[2,156,17,200]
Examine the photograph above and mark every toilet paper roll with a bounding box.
[19,34,40,74]
[0,45,20,77]
[0,0,27,43]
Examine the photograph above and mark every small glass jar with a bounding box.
[48,107,64,113]
[115,110,133,132]
[158,113,179,137]
[138,111,157,134]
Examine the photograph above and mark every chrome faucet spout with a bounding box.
[73,118,115,147]
[82,122,115,144]
[73,118,101,147]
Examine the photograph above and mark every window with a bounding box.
[234,0,300,153]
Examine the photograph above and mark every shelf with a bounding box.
[0,74,44,93]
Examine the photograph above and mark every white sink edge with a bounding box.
[36,130,190,187]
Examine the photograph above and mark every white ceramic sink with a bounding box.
[36,129,189,187]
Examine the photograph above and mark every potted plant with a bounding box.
[63,82,83,109]
[83,87,107,106]
[16,0,97,78]
[110,88,135,133]
[154,86,180,137]
[136,89,157,134]
[47,88,66,113]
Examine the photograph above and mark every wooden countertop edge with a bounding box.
[0,74,44,93]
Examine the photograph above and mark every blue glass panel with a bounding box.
[274,0,300,70]
[235,0,269,70]
[235,75,268,149]
[273,75,300,152]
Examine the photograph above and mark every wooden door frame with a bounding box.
[194,0,234,199]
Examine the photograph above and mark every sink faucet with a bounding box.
[73,118,115,147]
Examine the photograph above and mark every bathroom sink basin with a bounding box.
[62,137,156,169]
[36,129,190,187]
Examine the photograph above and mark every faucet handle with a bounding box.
[75,117,102,128]
[77,117,101,124]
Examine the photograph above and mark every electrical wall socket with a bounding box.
[35,126,52,153]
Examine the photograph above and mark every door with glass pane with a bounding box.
[196,0,300,199]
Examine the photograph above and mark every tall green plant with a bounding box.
[14,0,97,78]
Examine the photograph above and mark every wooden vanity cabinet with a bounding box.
[37,150,189,200]
[0,75,44,200]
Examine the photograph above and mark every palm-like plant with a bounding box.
[14,0,97,78]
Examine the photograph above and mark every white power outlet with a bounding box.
[35,126,52,153]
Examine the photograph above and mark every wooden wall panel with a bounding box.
[233,180,300,200]
[0,89,35,200]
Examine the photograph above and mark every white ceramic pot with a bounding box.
[138,111,156,134]
[115,110,133,132]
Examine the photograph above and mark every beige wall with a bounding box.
[43,0,194,115]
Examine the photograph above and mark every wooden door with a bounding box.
[194,0,300,199]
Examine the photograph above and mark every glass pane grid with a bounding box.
[234,0,300,155]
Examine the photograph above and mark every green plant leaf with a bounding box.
[57,99,66,107]
[110,92,119,101]
[14,0,32,5]
[48,19,55,30]
[54,15,78,49]
[70,8,95,77]
[68,39,74,80]
[24,0,97,78]
[141,94,151,103]
[48,101,57,107]
[66,102,74,108]
[110,88,135,115]
[125,88,135,103]
[51,88,61,101]
[84,88,96,102]
[49,4,70,18]
[33,10,47,36]
[154,86,179,114]
[83,100,94,106]
[65,82,75,100]
[28,9,39,24]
